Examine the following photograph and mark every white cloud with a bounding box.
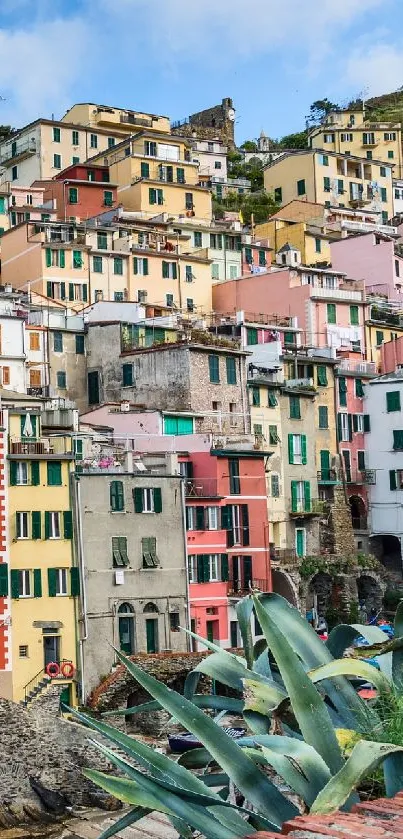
[344,42,403,98]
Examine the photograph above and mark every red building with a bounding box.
[241,239,271,276]
[0,425,11,697]
[180,446,271,647]
[34,164,118,222]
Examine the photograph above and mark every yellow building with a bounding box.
[264,150,394,222]
[62,103,170,137]
[91,131,213,222]
[256,216,331,265]
[365,300,403,367]
[6,402,78,703]
[309,109,403,179]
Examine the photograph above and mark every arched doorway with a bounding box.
[118,602,135,655]
[357,574,383,618]
[349,495,367,530]
[143,602,159,653]
[307,573,333,625]
[271,569,298,607]
[371,534,402,576]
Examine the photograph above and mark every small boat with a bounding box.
[168,726,246,754]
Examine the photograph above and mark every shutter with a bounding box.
[337,413,343,441]
[70,567,80,596]
[69,283,74,301]
[390,470,397,491]
[47,281,52,298]
[10,461,17,486]
[46,248,51,267]
[202,555,210,582]
[221,506,230,529]
[196,506,205,531]
[242,505,249,546]
[162,261,168,278]
[60,282,66,299]
[301,435,307,465]
[33,569,42,598]
[363,414,371,433]
[32,511,41,540]
[172,263,177,280]
[288,434,294,464]
[291,481,298,513]
[221,554,229,582]
[197,555,204,583]
[82,284,88,302]
[44,511,50,539]
[143,258,149,276]
[0,563,8,596]
[133,257,138,275]
[304,481,311,512]
[348,414,353,441]
[11,570,19,599]
[353,414,358,432]
[154,487,162,513]
[243,556,252,588]
[31,461,40,486]
[48,568,57,597]
[133,487,143,512]
[63,510,73,539]
[60,249,65,268]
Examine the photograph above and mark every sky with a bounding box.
[0,0,402,144]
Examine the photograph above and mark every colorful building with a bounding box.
[61,102,170,138]
[0,415,11,700]
[34,163,118,222]
[365,299,403,368]
[331,230,403,300]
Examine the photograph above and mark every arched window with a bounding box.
[143,602,158,613]
[118,602,134,654]
[118,602,134,614]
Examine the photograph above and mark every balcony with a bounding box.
[27,386,50,398]
[185,478,221,498]
[270,548,300,567]
[310,286,363,302]
[0,138,37,166]
[368,305,403,327]
[336,359,377,376]
[8,437,73,459]
[289,499,326,517]
[336,220,398,236]
[120,113,153,128]
[317,469,340,484]
[352,516,368,531]
[345,469,376,485]
[228,577,270,596]
[248,363,283,385]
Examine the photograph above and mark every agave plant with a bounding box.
[72,594,403,838]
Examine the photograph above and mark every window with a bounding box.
[390,470,403,491]
[186,506,195,531]
[184,264,193,283]
[297,178,306,196]
[29,332,40,351]
[69,187,78,204]
[352,413,364,433]
[357,450,365,472]
[73,250,83,269]
[271,474,280,497]
[72,129,79,145]
[166,293,174,307]
[104,190,113,207]
[338,376,347,407]
[363,132,375,145]
[2,366,10,386]
[274,187,282,203]
[376,330,384,347]
[295,527,306,558]
[251,386,260,407]
[385,132,396,141]
[176,167,185,183]
[122,363,133,386]
[210,233,223,249]
[289,395,300,419]
[341,133,353,142]
[53,126,61,142]
[133,257,149,276]
[380,166,387,178]
[350,305,359,326]
[323,176,330,192]
[47,462,62,486]
[315,237,321,253]
[318,405,328,429]
[355,378,364,398]
[141,161,150,178]
[73,439,83,461]
[366,151,373,160]
[110,480,124,511]
[269,425,279,445]
[387,391,401,413]
[211,263,220,280]
[18,570,31,597]
[327,303,336,324]
[45,511,61,539]
[72,156,79,165]
[14,462,29,486]
[208,554,221,582]
[134,487,162,513]
[162,260,177,280]
[88,370,100,405]
[194,231,202,247]
[317,365,327,386]
[74,334,85,357]
[338,412,351,442]
[142,536,159,568]
[381,187,387,203]
[108,137,115,148]
[57,371,66,389]
[324,133,335,143]
[388,150,394,159]
[112,536,129,567]
[114,291,124,302]
[185,192,193,210]
[90,133,98,149]
[55,568,68,596]
[229,458,240,494]
[188,555,197,583]
[393,430,403,450]
[97,232,107,250]
[226,356,237,384]
[16,512,29,539]
[144,140,157,156]
[53,331,63,353]
[113,257,123,275]
[291,480,311,513]
[268,391,278,408]
[288,433,307,465]
[19,645,28,657]
[208,354,220,383]
[244,246,253,264]
[321,154,329,165]
[149,187,164,205]
[12,166,18,181]
[53,154,61,169]
[207,506,219,530]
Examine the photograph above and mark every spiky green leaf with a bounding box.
[236,596,254,669]
[308,659,391,693]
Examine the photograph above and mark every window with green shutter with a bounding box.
[69,187,78,204]
[323,176,330,192]
[387,391,401,412]
[297,178,306,196]
[268,390,278,408]
[32,511,41,540]
[176,167,185,183]
[0,197,5,214]
[110,480,124,511]
[63,511,73,539]
[75,334,85,354]
[246,327,258,345]
[269,425,279,445]
[357,450,365,471]
[73,439,83,461]
[393,430,403,450]
[363,414,370,433]
[251,386,260,407]
[70,567,80,596]
[47,461,62,486]
[72,129,79,145]
[259,249,266,266]
[53,331,63,352]
[289,395,300,419]
[376,330,384,346]
[194,231,202,247]
[327,303,336,324]
[53,127,61,142]
[381,187,387,202]
[355,378,364,398]
[33,569,42,598]
[88,370,100,405]
[122,363,133,386]
[149,188,156,205]
[244,246,253,264]
[229,459,240,494]
[338,376,347,406]
[114,257,123,275]
[53,154,61,169]
[141,161,150,178]
[317,365,327,386]
[315,238,321,253]
[318,405,328,428]
[112,536,129,567]
[226,356,237,384]
[57,371,66,389]
[208,354,220,383]
[0,563,8,596]
[97,232,107,250]
[390,470,397,491]
[73,250,83,269]
[104,190,113,207]
[350,305,359,325]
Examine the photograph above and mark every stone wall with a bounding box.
[172,98,236,147]
[328,485,356,555]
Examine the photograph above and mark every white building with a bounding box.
[393,180,403,217]
[365,371,403,572]
[191,137,228,194]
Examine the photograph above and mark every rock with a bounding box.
[29,779,68,815]
[87,791,123,811]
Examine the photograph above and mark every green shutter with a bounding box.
[70,567,80,596]
[221,506,230,530]
[353,414,359,432]
[390,470,397,491]
[226,357,236,385]
[172,263,177,280]
[69,282,74,301]
[337,413,343,441]
[149,188,156,205]
[47,281,52,298]
[33,569,42,598]
[82,284,88,302]
[60,282,66,299]
[63,510,73,539]
[301,435,307,464]
[357,450,365,471]
[162,261,169,278]
[143,258,149,276]
[304,481,311,512]
[338,377,347,406]
[110,480,124,511]
[221,554,229,582]
[46,248,51,267]
[10,461,17,486]
[320,450,330,480]
[317,365,327,386]
[0,563,8,597]
[31,461,40,486]
[141,161,149,178]
[291,481,298,513]
[133,257,138,275]
[47,461,62,486]
[11,570,19,599]
[355,378,364,398]
[288,434,294,464]
[393,430,403,449]
[44,511,50,539]
[154,487,162,513]
[242,505,249,546]
[122,363,133,386]
[327,303,336,324]
[202,555,210,582]
[60,249,65,268]
[209,355,219,383]
[197,555,204,583]
[196,506,205,531]
[348,414,353,441]
[387,391,401,412]
[133,487,143,512]
[48,568,57,597]
[32,511,41,540]
[350,305,359,325]
[363,414,371,433]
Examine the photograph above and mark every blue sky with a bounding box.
[0,0,402,143]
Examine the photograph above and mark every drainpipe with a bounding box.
[180,476,191,649]
[239,355,248,434]
[73,475,89,701]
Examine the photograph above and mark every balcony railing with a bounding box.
[228,578,270,596]
[185,478,220,498]
[317,469,340,484]
[345,469,376,485]
[337,359,377,375]
[120,113,153,128]
[271,548,301,567]
[0,138,37,166]
[27,386,50,397]
[8,437,73,457]
[289,499,326,516]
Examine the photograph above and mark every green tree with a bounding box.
[278,130,309,149]
[240,140,258,152]
[308,98,339,125]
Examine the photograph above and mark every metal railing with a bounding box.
[9,437,73,456]
[228,578,270,596]
[289,499,326,516]
[271,549,301,567]
[23,659,75,705]
[185,478,220,498]
[337,359,377,375]
[0,138,36,165]
[317,469,340,483]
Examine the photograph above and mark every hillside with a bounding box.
[350,88,403,123]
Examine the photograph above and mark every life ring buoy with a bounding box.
[60,661,75,678]
[46,661,60,678]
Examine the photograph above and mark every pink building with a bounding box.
[8,184,57,227]
[331,231,403,300]
[380,335,403,373]
[240,239,272,276]
[213,265,366,351]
